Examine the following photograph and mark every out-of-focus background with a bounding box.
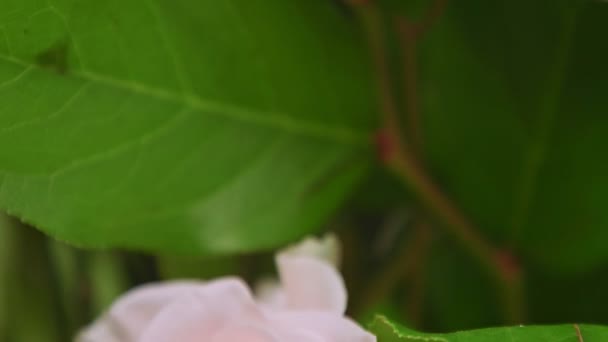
[1,0,608,340]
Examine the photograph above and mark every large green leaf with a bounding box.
[0,0,376,253]
[418,0,608,271]
[370,315,608,342]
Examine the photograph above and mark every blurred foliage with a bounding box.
[0,0,608,341]
[418,0,608,273]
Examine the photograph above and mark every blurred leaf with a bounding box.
[157,254,241,281]
[88,252,129,315]
[418,0,608,271]
[527,263,608,325]
[0,0,376,254]
[0,213,12,340]
[2,221,65,341]
[370,315,608,341]
[377,0,431,19]
[425,239,502,330]
[48,239,81,333]
[349,164,411,211]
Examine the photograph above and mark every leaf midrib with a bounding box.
[0,53,370,146]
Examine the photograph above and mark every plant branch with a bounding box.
[349,0,524,323]
[396,18,423,152]
[393,0,447,149]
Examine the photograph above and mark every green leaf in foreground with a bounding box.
[370,315,608,342]
[0,0,375,253]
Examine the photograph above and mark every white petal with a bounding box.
[276,252,347,314]
[212,325,279,342]
[254,277,287,308]
[280,233,341,267]
[137,277,262,342]
[76,281,205,342]
[269,311,376,342]
[277,330,327,342]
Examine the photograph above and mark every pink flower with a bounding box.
[77,235,376,342]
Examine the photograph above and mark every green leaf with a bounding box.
[418,0,608,271]
[425,239,502,330]
[0,0,375,253]
[370,315,608,342]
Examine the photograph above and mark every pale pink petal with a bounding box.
[138,278,262,342]
[254,277,286,308]
[270,311,376,342]
[187,277,261,318]
[136,295,216,342]
[76,321,122,342]
[276,329,327,342]
[281,234,341,267]
[276,253,347,313]
[212,325,279,342]
[77,281,205,342]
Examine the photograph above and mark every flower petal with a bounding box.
[269,311,376,342]
[277,330,327,342]
[254,276,286,308]
[137,277,262,342]
[212,325,279,342]
[280,234,341,266]
[276,252,347,313]
[77,281,205,342]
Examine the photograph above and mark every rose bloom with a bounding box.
[77,235,376,342]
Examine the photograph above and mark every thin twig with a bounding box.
[418,0,449,35]
[394,2,446,325]
[396,18,423,152]
[394,0,448,151]
[349,0,524,323]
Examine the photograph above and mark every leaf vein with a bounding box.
[143,0,192,94]
[48,107,191,181]
[0,65,33,89]
[0,82,89,137]
[102,135,288,229]
[0,54,368,147]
